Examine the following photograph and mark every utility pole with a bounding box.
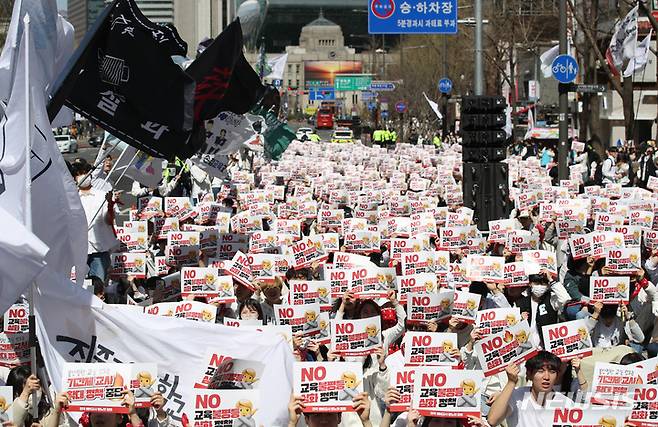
[442,36,449,139]
[474,0,483,95]
[558,0,568,180]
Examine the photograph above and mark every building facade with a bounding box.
[174,0,235,58]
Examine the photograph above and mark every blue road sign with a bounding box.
[370,81,396,91]
[438,77,453,94]
[309,87,335,101]
[368,0,458,34]
[272,79,282,87]
[395,101,407,113]
[551,54,579,84]
[368,102,377,111]
[361,91,377,100]
[381,110,390,119]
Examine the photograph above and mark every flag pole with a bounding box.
[21,14,39,419]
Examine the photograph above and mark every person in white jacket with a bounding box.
[586,301,644,349]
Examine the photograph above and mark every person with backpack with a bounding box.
[601,146,619,184]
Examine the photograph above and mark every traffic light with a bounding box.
[460,96,510,230]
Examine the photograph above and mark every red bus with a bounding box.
[316,108,334,130]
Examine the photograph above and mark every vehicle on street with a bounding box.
[331,128,354,143]
[55,134,78,153]
[88,135,102,147]
[296,127,313,141]
[315,108,334,129]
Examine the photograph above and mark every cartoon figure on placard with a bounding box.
[614,282,627,300]
[317,287,330,305]
[424,281,436,293]
[134,371,155,398]
[438,340,457,364]
[0,396,10,423]
[318,319,329,339]
[426,257,436,273]
[515,330,533,356]
[385,274,395,288]
[365,324,380,347]
[577,327,591,350]
[201,309,214,322]
[438,298,452,319]
[490,262,503,278]
[261,259,273,276]
[598,417,616,427]
[506,314,518,326]
[338,371,361,401]
[219,281,233,298]
[203,272,216,292]
[303,310,318,331]
[233,399,257,427]
[237,369,259,389]
[456,379,478,407]
[465,299,477,318]
[376,274,389,291]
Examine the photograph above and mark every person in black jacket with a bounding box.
[636,143,657,189]
[514,272,559,348]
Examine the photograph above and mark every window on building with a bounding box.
[296,79,300,87]
[288,64,292,73]
[296,64,300,74]
[221,0,228,28]
[288,79,292,86]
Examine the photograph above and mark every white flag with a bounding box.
[264,53,288,81]
[504,105,513,138]
[94,132,164,188]
[35,269,294,425]
[524,107,535,140]
[0,24,88,284]
[423,92,442,119]
[540,44,559,78]
[623,30,653,77]
[607,5,639,73]
[189,111,258,178]
[0,206,48,313]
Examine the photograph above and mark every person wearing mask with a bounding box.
[6,368,69,427]
[91,154,114,193]
[238,299,264,323]
[73,163,119,283]
[515,272,567,348]
[616,152,632,186]
[487,352,571,427]
[637,143,657,188]
[601,146,619,184]
[288,393,372,427]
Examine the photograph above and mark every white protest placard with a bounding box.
[152,217,179,240]
[343,231,381,254]
[284,235,328,269]
[592,231,625,259]
[293,362,363,412]
[223,318,262,328]
[474,320,538,376]
[465,255,505,283]
[3,304,28,334]
[192,351,265,389]
[589,276,630,305]
[227,251,254,290]
[249,230,279,253]
[348,264,396,299]
[606,247,641,274]
[332,252,372,269]
[648,176,658,192]
[411,367,484,418]
[595,212,625,231]
[438,226,468,250]
[645,230,658,249]
[274,303,321,337]
[164,197,196,221]
[506,230,539,254]
[406,291,453,325]
[167,231,200,247]
[476,308,521,338]
[396,273,437,303]
[590,362,640,406]
[488,219,518,244]
[541,319,593,361]
[289,281,332,312]
[248,253,291,280]
[187,389,262,426]
[627,384,658,426]
[317,209,344,232]
[569,233,594,260]
[137,196,163,219]
[450,291,481,324]
[629,210,654,228]
[0,333,30,367]
[0,386,13,421]
[630,356,658,385]
[109,253,147,279]
[539,406,630,427]
[401,251,446,276]
[503,262,529,287]
[145,301,216,323]
[181,268,227,299]
[403,332,460,366]
[331,316,382,357]
[389,366,416,413]
[62,363,157,412]
[165,245,199,268]
[522,250,557,275]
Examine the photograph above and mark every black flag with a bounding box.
[58,0,196,160]
[186,19,266,121]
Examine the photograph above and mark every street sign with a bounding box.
[335,75,373,91]
[368,102,377,111]
[309,87,335,101]
[368,0,458,34]
[438,77,453,94]
[370,81,396,91]
[565,83,607,93]
[381,110,390,119]
[272,79,282,88]
[361,91,377,100]
[551,54,579,84]
[395,101,407,113]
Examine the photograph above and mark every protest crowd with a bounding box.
[6,1,658,427]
